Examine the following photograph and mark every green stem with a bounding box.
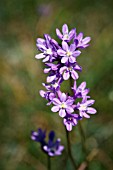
[78,121,86,153]
[47,155,51,170]
[65,127,77,169]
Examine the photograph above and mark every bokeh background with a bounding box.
[0,0,113,169]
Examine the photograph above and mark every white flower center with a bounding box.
[80,104,87,110]
[61,102,66,108]
[46,48,52,55]
[68,67,73,71]
[52,83,58,88]
[66,51,72,57]
[63,34,69,39]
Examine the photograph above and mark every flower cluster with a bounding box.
[35,24,97,131]
[31,128,64,156]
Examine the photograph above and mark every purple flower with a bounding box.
[77,97,97,118]
[59,63,82,80]
[35,34,55,62]
[64,113,81,131]
[57,41,81,64]
[51,92,74,117]
[74,32,91,49]
[40,90,55,105]
[43,131,64,156]
[72,81,90,99]
[56,24,76,42]
[31,128,46,146]
[31,128,64,156]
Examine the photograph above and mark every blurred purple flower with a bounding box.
[43,131,64,156]
[56,24,76,42]
[31,128,64,156]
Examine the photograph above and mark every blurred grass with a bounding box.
[0,0,113,169]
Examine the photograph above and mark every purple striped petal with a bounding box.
[66,99,74,105]
[82,37,91,44]
[35,53,45,59]
[56,28,63,39]
[59,109,66,117]
[62,24,68,34]
[87,107,97,114]
[42,55,49,62]
[66,122,72,131]
[77,32,83,41]
[62,41,69,51]
[69,28,76,40]
[44,68,51,73]
[51,106,60,112]
[60,66,67,74]
[79,82,86,89]
[73,50,81,57]
[83,112,90,118]
[60,93,67,102]
[37,38,45,44]
[66,107,74,113]
[71,70,79,79]
[63,71,70,80]
[61,56,68,63]
[53,98,61,105]
[47,75,56,83]
[70,43,76,52]
[39,90,45,97]
[86,100,95,106]
[57,49,66,56]
[74,64,82,71]
[69,56,76,63]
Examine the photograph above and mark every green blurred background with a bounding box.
[0,0,113,169]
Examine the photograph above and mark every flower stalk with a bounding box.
[65,127,77,169]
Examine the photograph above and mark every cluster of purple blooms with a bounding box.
[31,128,64,156]
[35,24,97,131]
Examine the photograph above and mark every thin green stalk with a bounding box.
[47,155,51,170]
[78,120,86,153]
[65,127,77,170]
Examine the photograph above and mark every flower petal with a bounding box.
[56,28,63,39]
[69,56,76,63]
[82,37,91,45]
[83,112,90,118]
[70,43,76,52]
[62,24,68,34]
[66,122,72,131]
[62,41,69,51]
[69,28,76,40]
[63,71,70,80]
[71,70,79,79]
[61,56,68,63]
[35,53,45,59]
[59,109,66,117]
[51,106,60,112]
[73,50,81,57]
[57,49,66,56]
[66,107,74,113]
[47,75,56,83]
[60,93,67,102]
[87,107,97,114]
[53,98,61,105]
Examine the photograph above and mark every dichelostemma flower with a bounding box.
[31,128,64,156]
[51,92,74,117]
